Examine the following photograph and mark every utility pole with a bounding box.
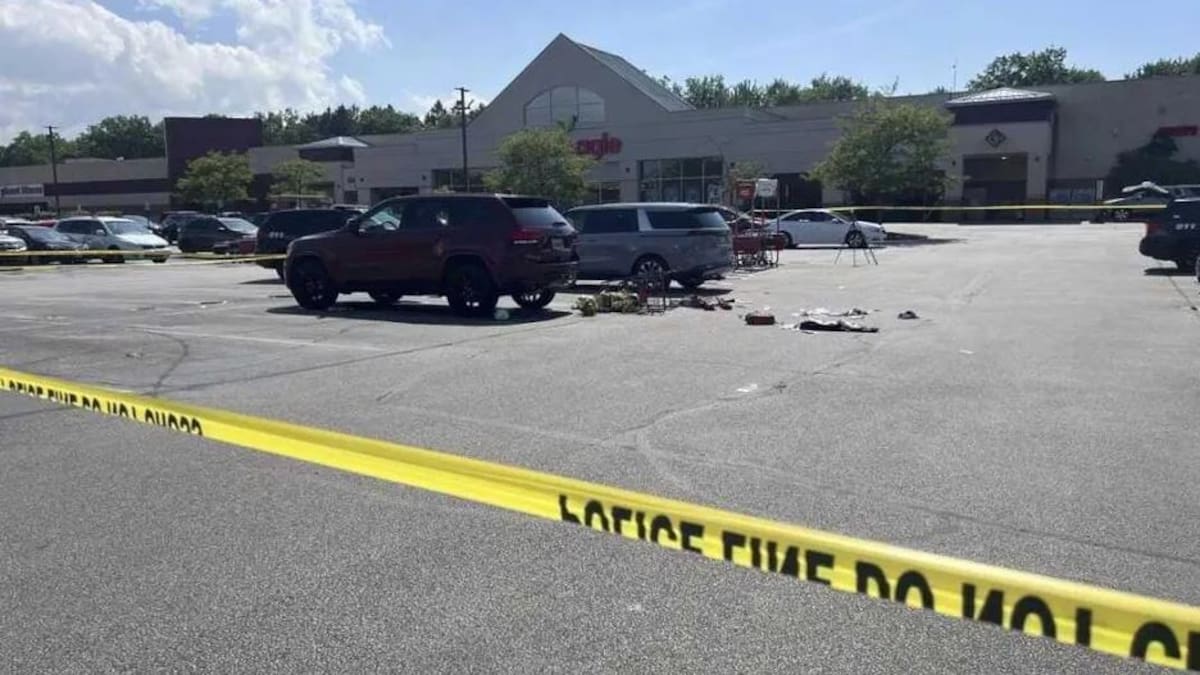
[455,86,470,192]
[46,125,61,214]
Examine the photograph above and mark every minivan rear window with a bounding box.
[645,208,729,230]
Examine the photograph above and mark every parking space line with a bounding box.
[127,326,389,351]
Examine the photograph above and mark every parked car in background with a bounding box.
[120,214,164,236]
[0,226,29,264]
[160,211,203,242]
[772,209,886,248]
[177,216,258,253]
[564,203,734,289]
[257,209,361,278]
[2,224,87,263]
[285,194,578,315]
[1138,198,1200,271]
[55,216,170,263]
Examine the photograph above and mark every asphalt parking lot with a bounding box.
[1,223,1196,672]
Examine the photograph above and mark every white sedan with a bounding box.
[772,209,886,248]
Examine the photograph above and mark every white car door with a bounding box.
[779,212,821,245]
[807,211,847,244]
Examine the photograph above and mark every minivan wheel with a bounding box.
[289,259,338,311]
[782,231,794,248]
[512,289,555,310]
[106,247,125,264]
[845,230,867,248]
[369,291,401,306]
[445,263,498,316]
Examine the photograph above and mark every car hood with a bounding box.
[289,228,345,249]
[0,234,25,246]
[116,232,169,247]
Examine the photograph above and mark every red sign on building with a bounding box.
[575,133,622,159]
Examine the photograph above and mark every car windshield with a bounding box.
[107,220,150,235]
[219,218,257,234]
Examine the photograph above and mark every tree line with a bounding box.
[3,46,1199,170]
[0,99,483,168]
[661,47,1200,110]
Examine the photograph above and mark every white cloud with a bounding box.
[0,0,388,142]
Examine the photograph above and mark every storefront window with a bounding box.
[524,86,606,128]
[581,182,622,205]
[638,156,723,203]
[432,168,488,193]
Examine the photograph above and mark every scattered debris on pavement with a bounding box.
[574,296,598,316]
[898,310,919,319]
[781,318,879,333]
[680,295,736,311]
[745,310,776,326]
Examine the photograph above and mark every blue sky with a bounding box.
[2,0,1199,140]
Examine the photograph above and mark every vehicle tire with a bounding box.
[512,289,555,310]
[632,255,670,289]
[106,247,125,264]
[369,291,401,306]
[782,231,794,248]
[1175,253,1197,272]
[445,263,498,316]
[845,230,867,248]
[678,277,704,290]
[288,258,338,311]
[152,256,168,264]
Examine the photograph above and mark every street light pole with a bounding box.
[455,86,470,192]
[46,125,61,214]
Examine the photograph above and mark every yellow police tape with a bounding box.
[0,365,1196,670]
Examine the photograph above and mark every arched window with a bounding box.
[524,86,605,128]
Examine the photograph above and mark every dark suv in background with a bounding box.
[257,209,361,278]
[285,194,577,316]
[1138,198,1200,273]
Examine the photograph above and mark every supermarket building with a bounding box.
[2,33,1199,215]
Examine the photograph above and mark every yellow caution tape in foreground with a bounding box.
[1,365,1197,670]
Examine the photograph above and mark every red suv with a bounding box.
[284,194,578,315]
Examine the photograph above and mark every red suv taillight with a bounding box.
[1145,219,1163,237]
[510,228,544,245]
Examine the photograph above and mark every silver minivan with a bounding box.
[564,203,733,289]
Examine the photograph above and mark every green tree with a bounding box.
[763,78,805,105]
[802,74,870,102]
[812,98,952,204]
[422,99,484,129]
[483,127,595,204]
[0,131,79,167]
[1105,132,1200,197]
[729,80,765,107]
[423,100,454,128]
[682,75,730,108]
[256,109,320,145]
[1127,54,1200,79]
[176,152,253,207]
[270,158,327,203]
[358,104,422,134]
[75,115,164,159]
[968,46,1104,90]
